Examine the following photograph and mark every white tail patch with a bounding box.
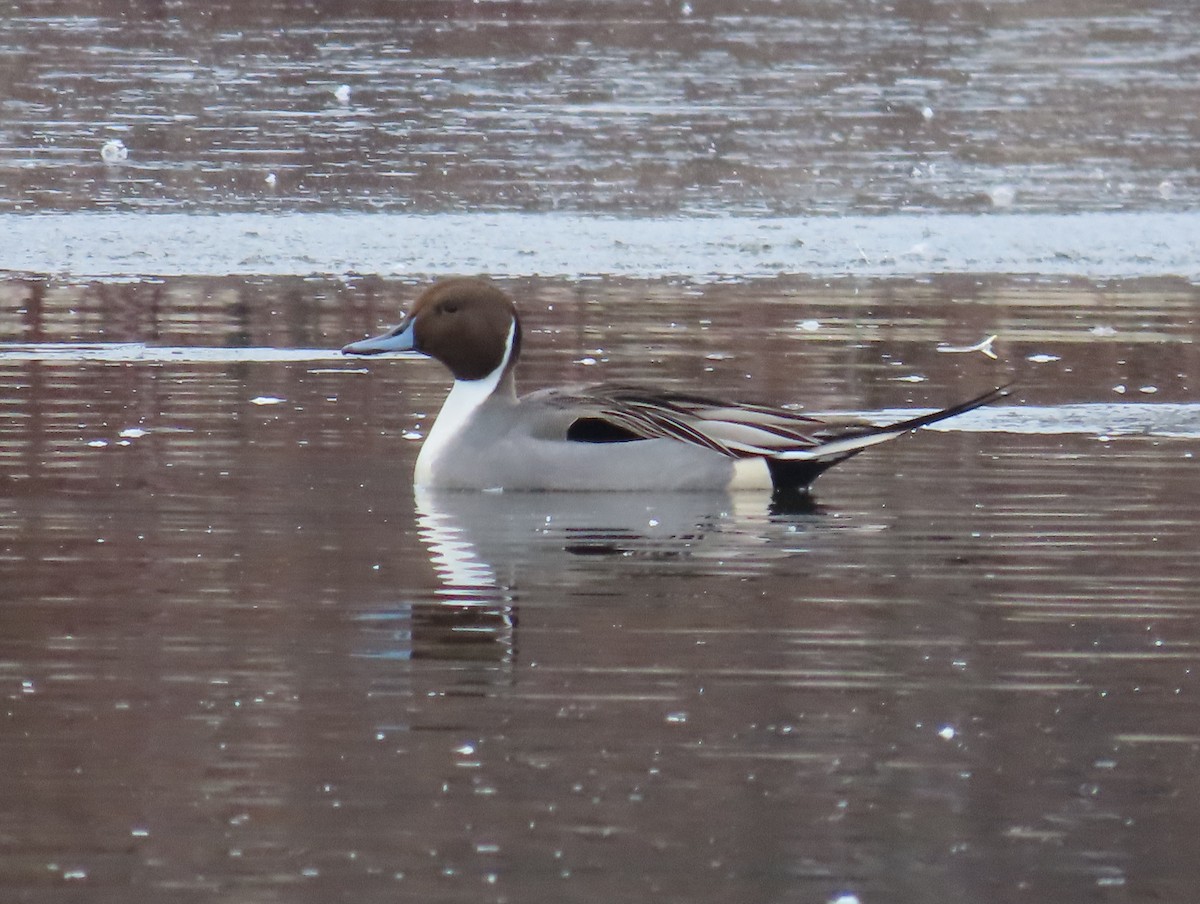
[728,456,772,490]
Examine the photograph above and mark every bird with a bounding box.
[342,277,1009,499]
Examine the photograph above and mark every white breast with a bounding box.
[414,322,515,486]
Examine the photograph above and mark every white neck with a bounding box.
[414,321,515,486]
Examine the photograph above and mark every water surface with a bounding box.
[2,0,1198,216]
[4,275,1200,903]
[3,1,1199,900]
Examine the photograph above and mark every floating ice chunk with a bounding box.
[829,894,860,904]
[1139,385,1158,394]
[938,725,956,740]
[798,319,821,332]
[921,105,934,120]
[250,395,285,405]
[1113,384,1127,394]
[87,439,108,448]
[119,427,147,438]
[892,374,927,383]
[334,84,351,105]
[1158,180,1175,200]
[1090,325,1117,337]
[937,334,997,359]
[1026,352,1060,363]
[988,185,1016,208]
[101,139,128,165]
[265,172,277,187]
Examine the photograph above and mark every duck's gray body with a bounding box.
[342,277,1009,497]
[417,383,754,491]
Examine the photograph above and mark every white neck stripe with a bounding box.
[497,317,517,375]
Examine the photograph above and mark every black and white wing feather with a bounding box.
[541,382,1010,464]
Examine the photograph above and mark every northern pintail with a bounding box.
[342,277,1009,496]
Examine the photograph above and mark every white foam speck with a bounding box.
[988,185,1016,208]
[100,139,128,165]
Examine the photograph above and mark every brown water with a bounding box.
[2,0,1198,216]
[3,274,1200,904]
[3,2,1200,902]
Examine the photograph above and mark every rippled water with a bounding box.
[3,274,1200,902]
[2,0,1199,215]
[3,2,1200,902]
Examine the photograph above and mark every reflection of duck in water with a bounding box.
[378,490,744,674]
[353,492,516,674]
[358,489,798,687]
[343,278,1008,504]
[358,486,835,679]
[415,487,760,569]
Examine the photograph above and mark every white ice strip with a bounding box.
[0,343,376,363]
[3,211,1200,279]
[881,403,1200,439]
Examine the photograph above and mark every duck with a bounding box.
[342,277,1009,497]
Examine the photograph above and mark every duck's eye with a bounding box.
[439,302,459,314]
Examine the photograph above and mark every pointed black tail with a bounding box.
[767,382,1014,496]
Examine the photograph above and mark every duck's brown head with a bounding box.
[342,277,521,381]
